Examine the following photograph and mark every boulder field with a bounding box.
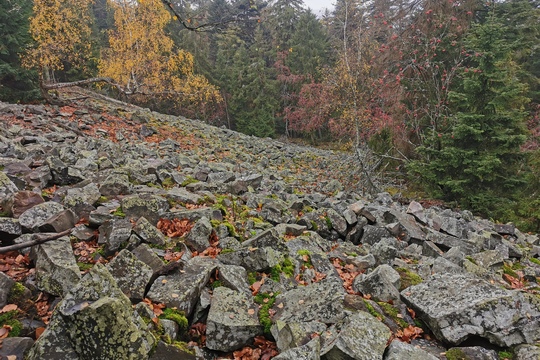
[0,92,539,359]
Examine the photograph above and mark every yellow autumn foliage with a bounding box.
[99,0,221,107]
[24,0,94,80]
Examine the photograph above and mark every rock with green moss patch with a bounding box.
[120,194,169,223]
[32,236,81,297]
[147,256,217,316]
[106,249,153,301]
[445,346,498,360]
[148,341,196,360]
[206,287,262,352]
[320,310,391,360]
[401,273,540,347]
[385,339,438,360]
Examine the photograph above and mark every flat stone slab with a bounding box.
[401,274,540,347]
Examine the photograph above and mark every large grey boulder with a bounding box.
[32,237,81,297]
[272,279,345,324]
[185,216,213,252]
[205,287,262,352]
[273,337,321,360]
[321,311,392,360]
[384,340,438,360]
[353,264,401,302]
[401,273,540,347]
[133,217,166,247]
[271,320,327,352]
[120,194,169,223]
[28,264,155,360]
[0,217,21,243]
[106,249,153,301]
[18,201,65,232]
[99,173,132,196]
[98,219,133,255]
[147,256,217,316]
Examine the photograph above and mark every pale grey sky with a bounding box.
[303,0,334,15]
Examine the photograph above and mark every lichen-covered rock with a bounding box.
[401,273,540,346]
[185,216,213,252]
[121,194,169,223]
[99,173,132,196]
[444,346,498,360]
[0,217,21,243]
[98,219,133,255]
[514,344,540,360]
[353,264,401,302]
[33,237,81,297]
[325,208,348,237]
[26,316,80,360]
[271,320,327,352]
[218,247,283,272]
[218,264,251,296]
[18,201,65,232]
[133,216,166,247]
[131,243,164,272]
[106,249,153,301]
[29,264,156,360]
[272,337,321,360]
[205,287,262,352]
[320,311,391,360]
[272,279,345,324]
[38,209,78,233]
[165,187,203,205]
[147,256,217,316]
[384,340,438,360]
[148,341,197,360]
[63,183,101,208]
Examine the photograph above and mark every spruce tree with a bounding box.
[411,5,529,217]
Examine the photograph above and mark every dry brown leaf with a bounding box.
[0,304,18,313]
[35,327,46,339]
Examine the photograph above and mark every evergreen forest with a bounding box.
[1,0,539,230]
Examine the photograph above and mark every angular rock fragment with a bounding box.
[121,194,169,223]
[133,217,166,247]
[401,273,540,346]
[205,287,262,352]
[272,337,320,360]
[384,340,438,360]
[0,217,21,243]
[271,320,327,352]
[272,279,345,324]
[146,257,217,316]
[98,219,133,255]
[353,264,401,302]
[38,209,78,233]
[32,237,81,297]
[106,249,153,301]
[320,311,391,360]
[11,190,44,218]
[185,216,213,252]
[18,201,65,232]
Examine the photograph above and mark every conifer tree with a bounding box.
[411,5,529,217]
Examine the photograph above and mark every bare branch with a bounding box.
[0,228,73,254]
